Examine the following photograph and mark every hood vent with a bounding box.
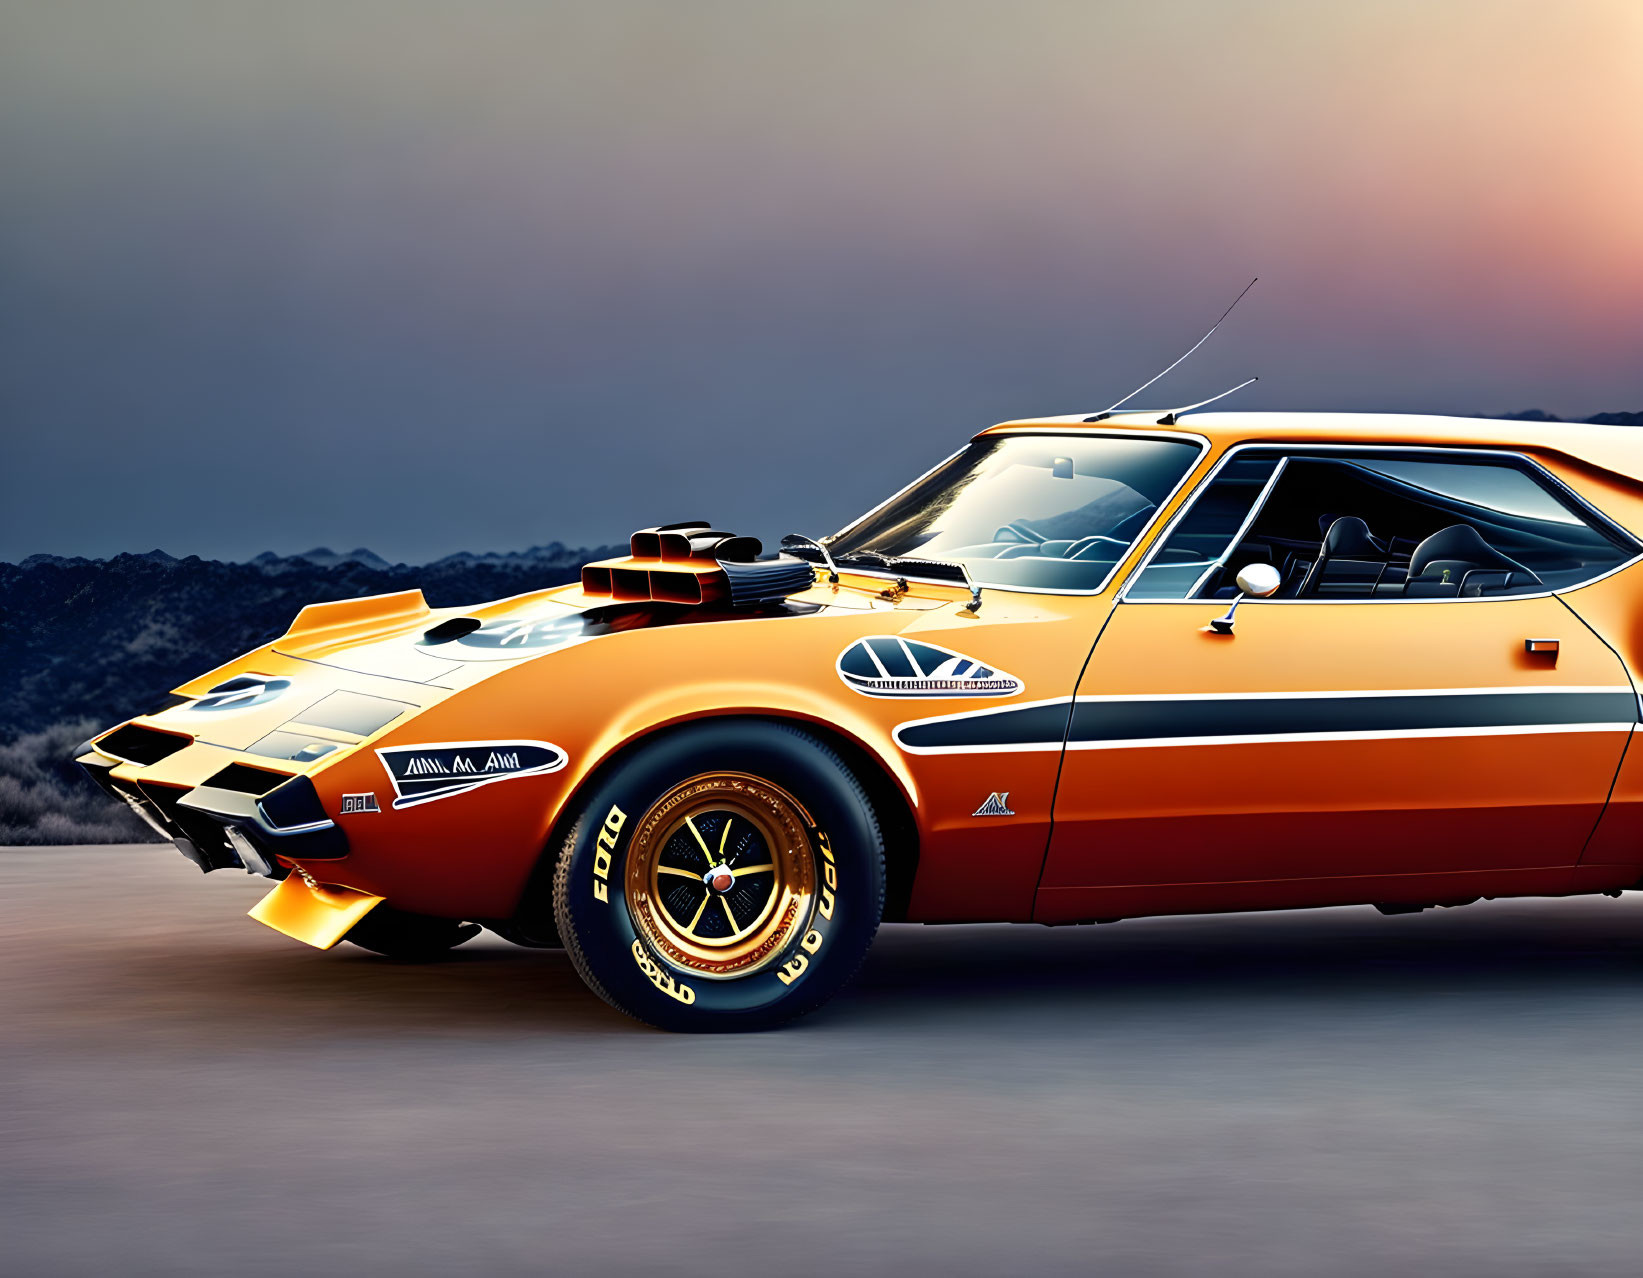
[581,522,816,608]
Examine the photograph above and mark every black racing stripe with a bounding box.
[894,703,1073,750]
[1069,691,1637,744]
[894,690,1637,752]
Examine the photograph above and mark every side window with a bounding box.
[1125,452,1284,599]
[1129,449,1638,601]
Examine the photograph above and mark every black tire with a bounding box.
[343,905,480,960]
[552,720,885,1031]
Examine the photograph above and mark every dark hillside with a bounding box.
[0,543,620,843]
[1492,410,1643,426]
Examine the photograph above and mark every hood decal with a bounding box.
[419,610,588,655]
[377,739,568,809]
[189,675,293,712]
[836,637,1023,699]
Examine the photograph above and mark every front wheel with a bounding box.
[553,721,885,1031]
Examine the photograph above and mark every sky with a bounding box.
[1,0,1640,564]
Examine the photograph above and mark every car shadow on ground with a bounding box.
[849,903,1643,1017]
[105,897,1643,1039]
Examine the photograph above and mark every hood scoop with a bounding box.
[581,522,816,608]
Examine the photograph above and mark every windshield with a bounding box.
[825,433,1203,591]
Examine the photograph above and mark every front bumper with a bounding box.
[80,749,384,948]
[78,750,347,878]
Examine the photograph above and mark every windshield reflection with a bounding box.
[821,434,1202,592]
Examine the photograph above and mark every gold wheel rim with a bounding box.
[625,771,817,980]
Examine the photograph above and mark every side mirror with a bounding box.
[1234,563,1281,598]
[1209,563,1281,635]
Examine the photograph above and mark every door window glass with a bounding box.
[1125,453,1285,599]
[1128,449,1638,600]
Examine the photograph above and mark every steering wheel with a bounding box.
[997,521,1046,545]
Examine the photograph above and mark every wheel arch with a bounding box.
[512,710,921,928]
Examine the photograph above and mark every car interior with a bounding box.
[898,490,1166,592]
[828,434,1205,592]
[1142,453,1637,601]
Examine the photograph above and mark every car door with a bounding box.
[1038,444,1641,922]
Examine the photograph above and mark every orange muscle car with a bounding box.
[79,410,1643,1029]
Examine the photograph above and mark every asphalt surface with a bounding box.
[8,846,1643,1276]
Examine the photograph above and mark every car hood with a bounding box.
[256,574,949,687]
[136,572,956,764]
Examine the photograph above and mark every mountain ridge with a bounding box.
[0,539,627,736]
[1492,410,1643,426]
[0,539,627,844]
[16,541,601,573]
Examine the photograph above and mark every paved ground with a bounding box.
[7,846,1643,1276]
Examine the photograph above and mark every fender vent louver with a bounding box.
[581,522,816,609]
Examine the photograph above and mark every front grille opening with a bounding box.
[142,781,236,868]
[95,724,191,766]
[171,808,238,867]
[137,781,189,827]
[108,778,182,840]
[203,763,291,796]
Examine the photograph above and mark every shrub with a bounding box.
[0,719,158,846]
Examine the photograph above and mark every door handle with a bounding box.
[1524,638,1558,660]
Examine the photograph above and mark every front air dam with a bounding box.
[249,872,384,948]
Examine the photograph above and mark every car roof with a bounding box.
[978,411,1643,485]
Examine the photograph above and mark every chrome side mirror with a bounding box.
[1208,563,1280,635]
[1235,564,1282,597]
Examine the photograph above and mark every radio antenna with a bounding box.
[1085,277,1258,422]
[1155,376,1258,425]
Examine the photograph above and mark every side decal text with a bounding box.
[376,739,567,809]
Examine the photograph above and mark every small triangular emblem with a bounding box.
[973,792,1015,817]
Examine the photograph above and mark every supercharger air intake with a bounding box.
[580,522,816,609]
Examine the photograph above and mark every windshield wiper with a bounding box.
[788,541,964,581]
[784,539,982,610]
[833,549,897,570]
[778,534,839,584]
[848,550,963,581]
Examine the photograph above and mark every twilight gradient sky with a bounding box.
[2,0,1640,563]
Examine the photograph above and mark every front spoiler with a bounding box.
[249,873,384,949]
[77,750,346,876]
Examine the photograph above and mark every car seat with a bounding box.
[1403,524,1541,597]
[1299,516,1388,596]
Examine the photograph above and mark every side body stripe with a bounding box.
[892,687,1640,755]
